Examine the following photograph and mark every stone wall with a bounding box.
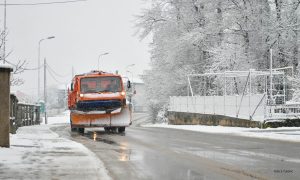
[168,111,261,128]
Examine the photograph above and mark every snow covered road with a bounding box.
[2,112,300,180]
[57,113,299,180]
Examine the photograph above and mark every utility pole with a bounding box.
[44,58,47,124]
[38,41,41,100]
[38,36,55,101]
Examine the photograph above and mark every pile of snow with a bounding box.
[42,110,70,125]
[0,64,13,70]
[143,124,300,142]
[0,123,111,180]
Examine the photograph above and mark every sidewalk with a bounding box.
[143,124,300,142]
[0,124,111,180]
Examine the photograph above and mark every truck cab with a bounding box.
[68,71,132,133]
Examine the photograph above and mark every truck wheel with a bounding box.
[111,127,117,132]
[118,127,125,133]
[78,128,85,134]
[71,127,77,132]
[70,118,77,132]
[104,127,110,132]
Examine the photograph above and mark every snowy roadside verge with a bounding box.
[0,114,111,180]
[142,124,300,142]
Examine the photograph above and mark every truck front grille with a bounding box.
[76,100,122,112]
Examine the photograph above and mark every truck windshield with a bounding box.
[80,77,122,93]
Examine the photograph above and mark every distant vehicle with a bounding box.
[68,70,132,133]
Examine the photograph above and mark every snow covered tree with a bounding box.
[136,0,300,120]
[1,28,27,86]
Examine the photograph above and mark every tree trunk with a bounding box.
[275,0,285,67]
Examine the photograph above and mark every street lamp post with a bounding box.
[125,64,135,81]
[126,70,135,112]
[97,52,109,71]
[125,64,135,71]
[126,70,134,84]
[38,36,55,100]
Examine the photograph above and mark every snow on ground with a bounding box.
[41,110,70,125]
[0,113,111,180]
[142,124,300,142]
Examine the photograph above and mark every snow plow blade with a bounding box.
[71,106,132,128]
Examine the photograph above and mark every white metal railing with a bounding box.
[266,104,300,120]
[169,95,300,122]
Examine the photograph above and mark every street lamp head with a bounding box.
[97,52,109,71]
[101,52,109,56]
[125,64,135,70]
[39,36,55,43]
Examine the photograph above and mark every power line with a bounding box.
[46,63,71,78]
[46,65,68,84]
[4,59,43,71]
[23,66,43,71]
[0,0,87,6]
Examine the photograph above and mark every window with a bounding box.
[80,77,121,93]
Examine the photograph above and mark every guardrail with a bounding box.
[266,104,300,121]
[10,94,41,134]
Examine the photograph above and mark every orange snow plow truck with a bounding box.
[68,70,132,133]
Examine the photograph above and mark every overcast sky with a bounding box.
[2,0,151,96]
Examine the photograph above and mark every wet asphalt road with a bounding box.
[53,113,300,180]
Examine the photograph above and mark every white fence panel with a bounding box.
[169,94,266,121]
[205,96,214,115]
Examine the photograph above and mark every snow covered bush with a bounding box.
[155,104,169,124]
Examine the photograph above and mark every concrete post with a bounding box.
[0,65,13,148]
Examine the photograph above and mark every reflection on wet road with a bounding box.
[63,114,300,180]
[86,131,132,162]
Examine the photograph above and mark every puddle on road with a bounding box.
[85,131,118,145]
[118,142,132,162]
[84,131,136,162]
[114,148,132,161]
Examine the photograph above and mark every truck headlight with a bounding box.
[121,91,126,96]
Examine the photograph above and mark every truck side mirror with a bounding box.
[71,83,74,91]
[127,80,131,89]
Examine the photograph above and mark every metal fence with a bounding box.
[174,68,300,122]
[266,104,300,120]
[169,95,266,121]
[169,95,300,122]
[10,94,41,133]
